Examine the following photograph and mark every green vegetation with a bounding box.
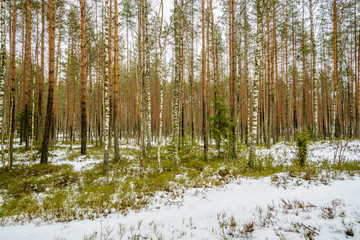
[295,129,311,167]
[0,140,359,224]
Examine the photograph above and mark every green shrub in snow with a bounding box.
[295,129,311,167]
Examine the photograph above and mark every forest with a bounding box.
[0,0,360,239]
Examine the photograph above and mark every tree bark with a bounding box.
[250,0,264,163]
[80,0,87,154]
[202,0,208,161]
[0,0,5,166]
[40,0,55,164]
[103,0,110,173]
[113,0,120,161]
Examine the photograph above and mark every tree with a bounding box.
[80,0,87,155]
[332,0,338,139]
[309,0,318,140]
[103,0,110,173]
[0,0,5,166]
[38,0,45,140]
[40,0,56,164]
[113,0,120,161]
[229,0,236,158]
[249,0,265,163]
[22,0,32,150]
[9,0,17,169]
[202,0,208,161]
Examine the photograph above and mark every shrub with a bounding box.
[295,129,310,167]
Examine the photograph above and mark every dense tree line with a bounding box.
[0,0,359,170]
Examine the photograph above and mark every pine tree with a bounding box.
[40,0,56,164]
[80,0,87,155]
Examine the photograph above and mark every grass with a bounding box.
[0,140,359,225]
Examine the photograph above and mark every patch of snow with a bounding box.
[257,140,360,165]
[1,176,359,239]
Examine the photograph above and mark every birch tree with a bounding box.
[103,0,110,173]
[249,0,264,163]
[0,0,5,166]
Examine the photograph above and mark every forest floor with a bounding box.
[0,139,359,239]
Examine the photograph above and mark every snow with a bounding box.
[0,176,359,239]
[1,140,359,239]
[48,150,102,172]
[257,140,360,165]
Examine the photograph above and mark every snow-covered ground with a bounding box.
[0,140,359,239]
[0,176,359,239]
[257,140,360,165]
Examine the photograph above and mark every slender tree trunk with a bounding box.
[285,0,289,139]
[38,0,45,140]
[80,0,87,154]
[357,3,360,137]
[30,6,39,162]
[273,0,279,143]
[103,0,110,173]
[266,0,272,147]
[157,0,165,168]
[332,0,338,139]
[173,0,181,163]
[9,0,17,169]
[229,0,237,158]
[137,1,141,146]
[22,0,32,150]
[292,13,298,137]
[250,0,264,163]
[0,0,5,166]
[52,7,61,146]
[113,0,120,161]
[145,0,151,150]
[40,0,55,164]
[301,0,308,131]
[309,0,318,139]
[190,2,195,141]
[202,0,208,161]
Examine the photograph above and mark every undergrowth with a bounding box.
[0,140,359,225]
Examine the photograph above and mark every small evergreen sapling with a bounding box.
[295,129,310,166]
[209,96,230,157]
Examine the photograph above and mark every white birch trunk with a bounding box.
[0,0,5,166]
[249,0,264,162]
[103,0,110,173]
[157,0,165,169]
[173,0,180,164]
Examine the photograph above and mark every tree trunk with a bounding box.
[38,0,45,140]
[80,0,87,154]
[22,0,32,150]
[103,0,110,173]
[173,0,181,163]
[113,0,120,161]
[0,0,5,166]
[8,0,17,169]
[40,0,55,164]
[250,0,264,163]
[332,0,338,139]
[202,0,208,161]
[309,0,318,139]
[229,0,237,158]
[292,12,298,137]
